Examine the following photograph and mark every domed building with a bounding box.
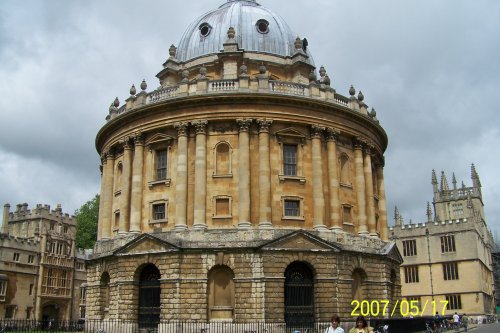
[86,0,401,329]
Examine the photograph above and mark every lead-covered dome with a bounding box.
[176,0,314,64]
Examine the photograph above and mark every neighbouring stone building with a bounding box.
[390,165,495,316]
[87,0,402,327]
[0,203,88,321]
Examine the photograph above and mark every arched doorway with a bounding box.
[42,304,59,329]
[284,262,314,326]
[138,264,161,327]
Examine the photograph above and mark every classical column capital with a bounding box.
[353,137,367,149]
[256,118,273,133]
[325,127,340,142]
[104,149,115,161]
[363,143,374,155]
[236,118,253,132]
[174,122,189,137]
[310,124,325,139]
[133,132,145,145]
[191,120,208,134]
[121,136,133,150]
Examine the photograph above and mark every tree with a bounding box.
[75,194,99,249]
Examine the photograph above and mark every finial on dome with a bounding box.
[169,44,177,59]
[370,107,377,118]
[294,37,302,51]
[140,79,147,91]
[358,91,364,102]
[113,97,120,108]
[259,63,266,75]
[181,69,189,83]
[319,66,326,78]
[199,65,207,78]
[309,69,317,83]
[239,62,248,77]
[130,84,136,96]
[323,74,331,86]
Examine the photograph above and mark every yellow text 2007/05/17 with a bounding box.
[351,299,449,318]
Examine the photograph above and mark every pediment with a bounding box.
[114,234,179,256]
[145,133,175,147]
[260,230,340,252]
[275,127,307,141]
[382,242,403,263]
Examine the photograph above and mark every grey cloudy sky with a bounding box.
[1,0,499,237]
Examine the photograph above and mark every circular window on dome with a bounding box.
[199,23,212,38]
[256,19,269,34]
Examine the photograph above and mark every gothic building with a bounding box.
[0,203,87,321]
[86,0,401,328]
[390,165,495,316]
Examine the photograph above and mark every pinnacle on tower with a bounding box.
[471,163,481,188]
[440,171,449,192]
[452,173,457,190]
[394,206,401,226]
[432,169,438,194]
[426,201,433,222]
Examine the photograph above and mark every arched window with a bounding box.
[284,262,314,326]
[339,154,350,185]
[214,142,232,176]
[138,264,161,327]
[208,265,235,320]
[352,268,367,301]
[100,272,110,314]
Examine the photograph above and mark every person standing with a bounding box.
[453,312,460,331]
[461,313,468,332]
[348,315,374,333]
[325,315,345,333]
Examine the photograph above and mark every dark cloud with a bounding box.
[0,0,499,237]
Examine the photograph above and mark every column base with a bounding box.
[237,222,252,229]
[128,229,141,234]
[369,232,380,238]
[358,230,370,236]
[258,221,273,229]
[174,224,188,231]
[330,226,344,232]
[313,224,328,231]
[192,223,208,230]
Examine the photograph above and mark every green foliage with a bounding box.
[75,194,99,249]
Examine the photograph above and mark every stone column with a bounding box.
[97,160,105,240]
[2,203,10,234]
[192,120,208,229]
[174,122,189,230]
[236,119,252,229]
[364,144,377,237]
[326,128,341,230]
[353,139,368,235]
[119,138,132,234]
[257,119,273,228]
[101,150,115,239]
[377,162,388,240]
[311,125,327,230]
[130,133,145,233]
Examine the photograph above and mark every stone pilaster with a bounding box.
[257,119,273,228]
[119,138,132,234]
[377,162,388,241]
[311,125,327,230]
[130,133,144,233]
[192,120,208,229]
[97,158,105,240]
[174,122,189,230]
[236,119,252,229]
[353,139,368,235]
[102,150,115,239]
[364,144,377,237]
[326,128,341,230]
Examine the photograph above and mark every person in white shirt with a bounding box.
[325,315,345,333]
[453,312,460,331]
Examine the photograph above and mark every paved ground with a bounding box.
[442,322,500,332]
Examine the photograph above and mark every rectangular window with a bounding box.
[343,206,352,224]
[404,266,419,283]
[28,255,34,264]
[0,280,7,302]
[50,223,55,230]
[114,212,120,228]
[402,240,417,257]
[26,307,33,320]
[13,253,20,262]
[283,144,297,176]
[284,199,300,217]
[153,203,165,220]
[406,296,421,309]
[441,235,456,253]
[156,149,167,180]
[5,305,15,319]
[215,198,230,216]
[443,262,459,280]
[80,306,86,319]
[80,287,87,302]
[446,294,462,310]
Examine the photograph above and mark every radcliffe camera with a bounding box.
[0,1,499,333]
